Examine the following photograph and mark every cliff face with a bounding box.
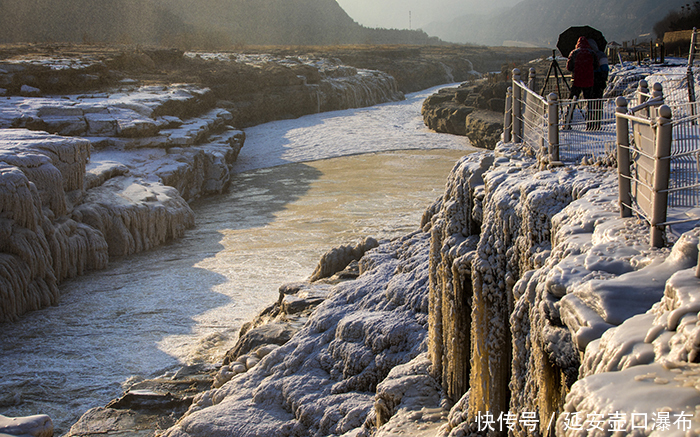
[0,49,407,323]
[429,145,700,436]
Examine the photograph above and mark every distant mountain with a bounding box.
[424,0,689,48]
[0,0,442,48]
[0,0,187,45]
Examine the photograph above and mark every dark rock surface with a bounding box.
[464,110,505,150]
[65,364,216,437]
[421,78,510,149]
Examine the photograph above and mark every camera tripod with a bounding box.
[540,50,571,98]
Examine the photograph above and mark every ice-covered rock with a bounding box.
[309,236,379,282]
[426,151,491,402]
[71,176,194,257]
[162,231,432,437]
[0,85,211,133]
[0,130,108,322]
[0,414,53,437]
[426,138,698,436]
[372,353,445,433]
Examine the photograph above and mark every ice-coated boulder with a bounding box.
[309,236,379,282]
[0,414,53,437]
[72,176,194,257]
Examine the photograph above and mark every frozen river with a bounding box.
[0,85,474,434]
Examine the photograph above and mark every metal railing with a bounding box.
[557,96,618,163]
[615,88,700,247]
[668,101,700,210]
[505,68,617,163]
[503,68,700,248]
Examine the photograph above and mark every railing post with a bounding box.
[512,68,522,143]
[638,79,649,104]
[651,82,664,118]
[527,67,536,92]
[688,28,697,104]
[650,105,673,248]
[547,93,559,162]
[616,96,632,218]
[504,86,513,143]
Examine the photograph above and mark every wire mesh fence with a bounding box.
[507,64,700,245]
[644,71,700,106]
[558,97,617,163]
[519,84,548,155]
[668,101,700,209]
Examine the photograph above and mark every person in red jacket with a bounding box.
[566,36,599,100]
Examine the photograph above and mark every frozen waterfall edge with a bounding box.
[430,143,700,436]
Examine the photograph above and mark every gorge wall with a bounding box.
[429,145,700,436]
[0,47,408,323]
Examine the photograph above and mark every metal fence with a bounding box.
[557,96,617,163]
[505,68,617,163]
[504,67,700,248]
[668,101,700,209]
[644,71,700,106]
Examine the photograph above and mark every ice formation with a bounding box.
[0,130,108,322]
[0,413,53,437]
[427,139,699,436]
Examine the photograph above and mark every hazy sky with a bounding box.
[334,0,521,30]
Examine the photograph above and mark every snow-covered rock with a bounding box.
[0,130,107,322]
[0,413,53,437]
[162,230,433,437]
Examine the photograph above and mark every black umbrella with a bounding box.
[557,26,607,57]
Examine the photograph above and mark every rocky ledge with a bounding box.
[421,78,509,149]
[0,45,409,323]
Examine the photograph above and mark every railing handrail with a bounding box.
[513,78,548,106]
[615,112,658,124]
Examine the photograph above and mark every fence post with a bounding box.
[650,105,673,248]
[512,68,522,143]
[651,82,664,118]
[528,67,536,92]
[616,96,632,218]
[547,93,559,162]
[638,79,649,109]
[504,87,513,143]
[688,28,697,104]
